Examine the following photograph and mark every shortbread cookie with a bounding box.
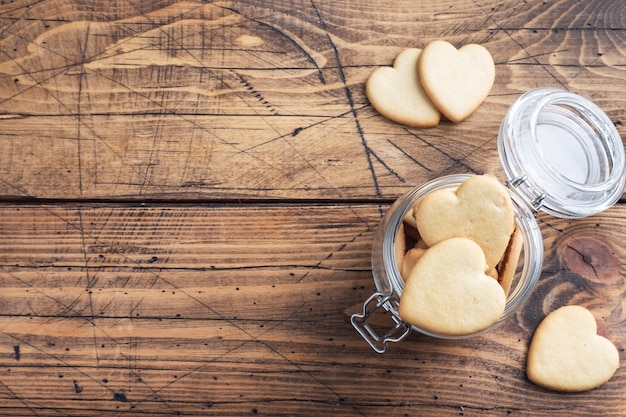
[497,225,523,296]
[403,210,418,230]
[403,210,420,239]
[366,48,441,128]
[486,268,499,280]
[418,40,495,123]
[399,237,506,336]
[413,239,429,250]
[401,247,427,281]
[413,175,514,271]
[527,305,620,392]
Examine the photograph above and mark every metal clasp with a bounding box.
[351,292,412,353]
[506,175,527,189]
[506,175,546,212]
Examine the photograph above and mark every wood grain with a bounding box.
[0,204,625,415]
[0,0,624,200]
[0,0,625,415]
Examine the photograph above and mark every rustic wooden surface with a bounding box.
[0,0,625,415]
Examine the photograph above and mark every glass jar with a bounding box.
[352,88,626,353]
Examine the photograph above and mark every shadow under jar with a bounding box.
[352,88,626,353]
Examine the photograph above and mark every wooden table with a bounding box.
[0,0,625,415]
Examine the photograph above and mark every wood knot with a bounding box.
[559,236,619,283]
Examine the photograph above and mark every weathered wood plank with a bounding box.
[0,203,625,415]
[0,0,623,200]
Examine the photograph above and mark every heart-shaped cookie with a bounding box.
[401,246,427,281]
[398,237,506,336]
[527,305,620,392]
[366,48,441,128]
[418,40,495,123]
[413,175,514,271]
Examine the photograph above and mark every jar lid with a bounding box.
[498,88,626,218]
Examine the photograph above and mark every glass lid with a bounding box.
[498,88,626,219]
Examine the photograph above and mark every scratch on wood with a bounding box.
[387,139,432,172]
[218,4,326,84]
[403,128,477,173]
[310,0,381,197]
[231,70,279,115]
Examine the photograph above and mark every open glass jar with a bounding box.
[352,88,626,353]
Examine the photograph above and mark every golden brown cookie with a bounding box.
[527,305,620,392]
[366,48,441,128]
[398,237,506,336]
[401,247,427,281]
[418,40,495,123]
[403,210,421,240]
[497,225,523,296]
[413,175,514,272]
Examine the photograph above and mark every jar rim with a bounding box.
[499,88,625,218]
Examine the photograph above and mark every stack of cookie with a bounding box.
[396,174,519,335]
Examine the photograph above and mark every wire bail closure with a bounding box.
[351,292,412,353]
[506,175,546,212]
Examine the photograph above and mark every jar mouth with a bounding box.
[529,91,625,192]
[499,88,626,218]
[374,174,543,339]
